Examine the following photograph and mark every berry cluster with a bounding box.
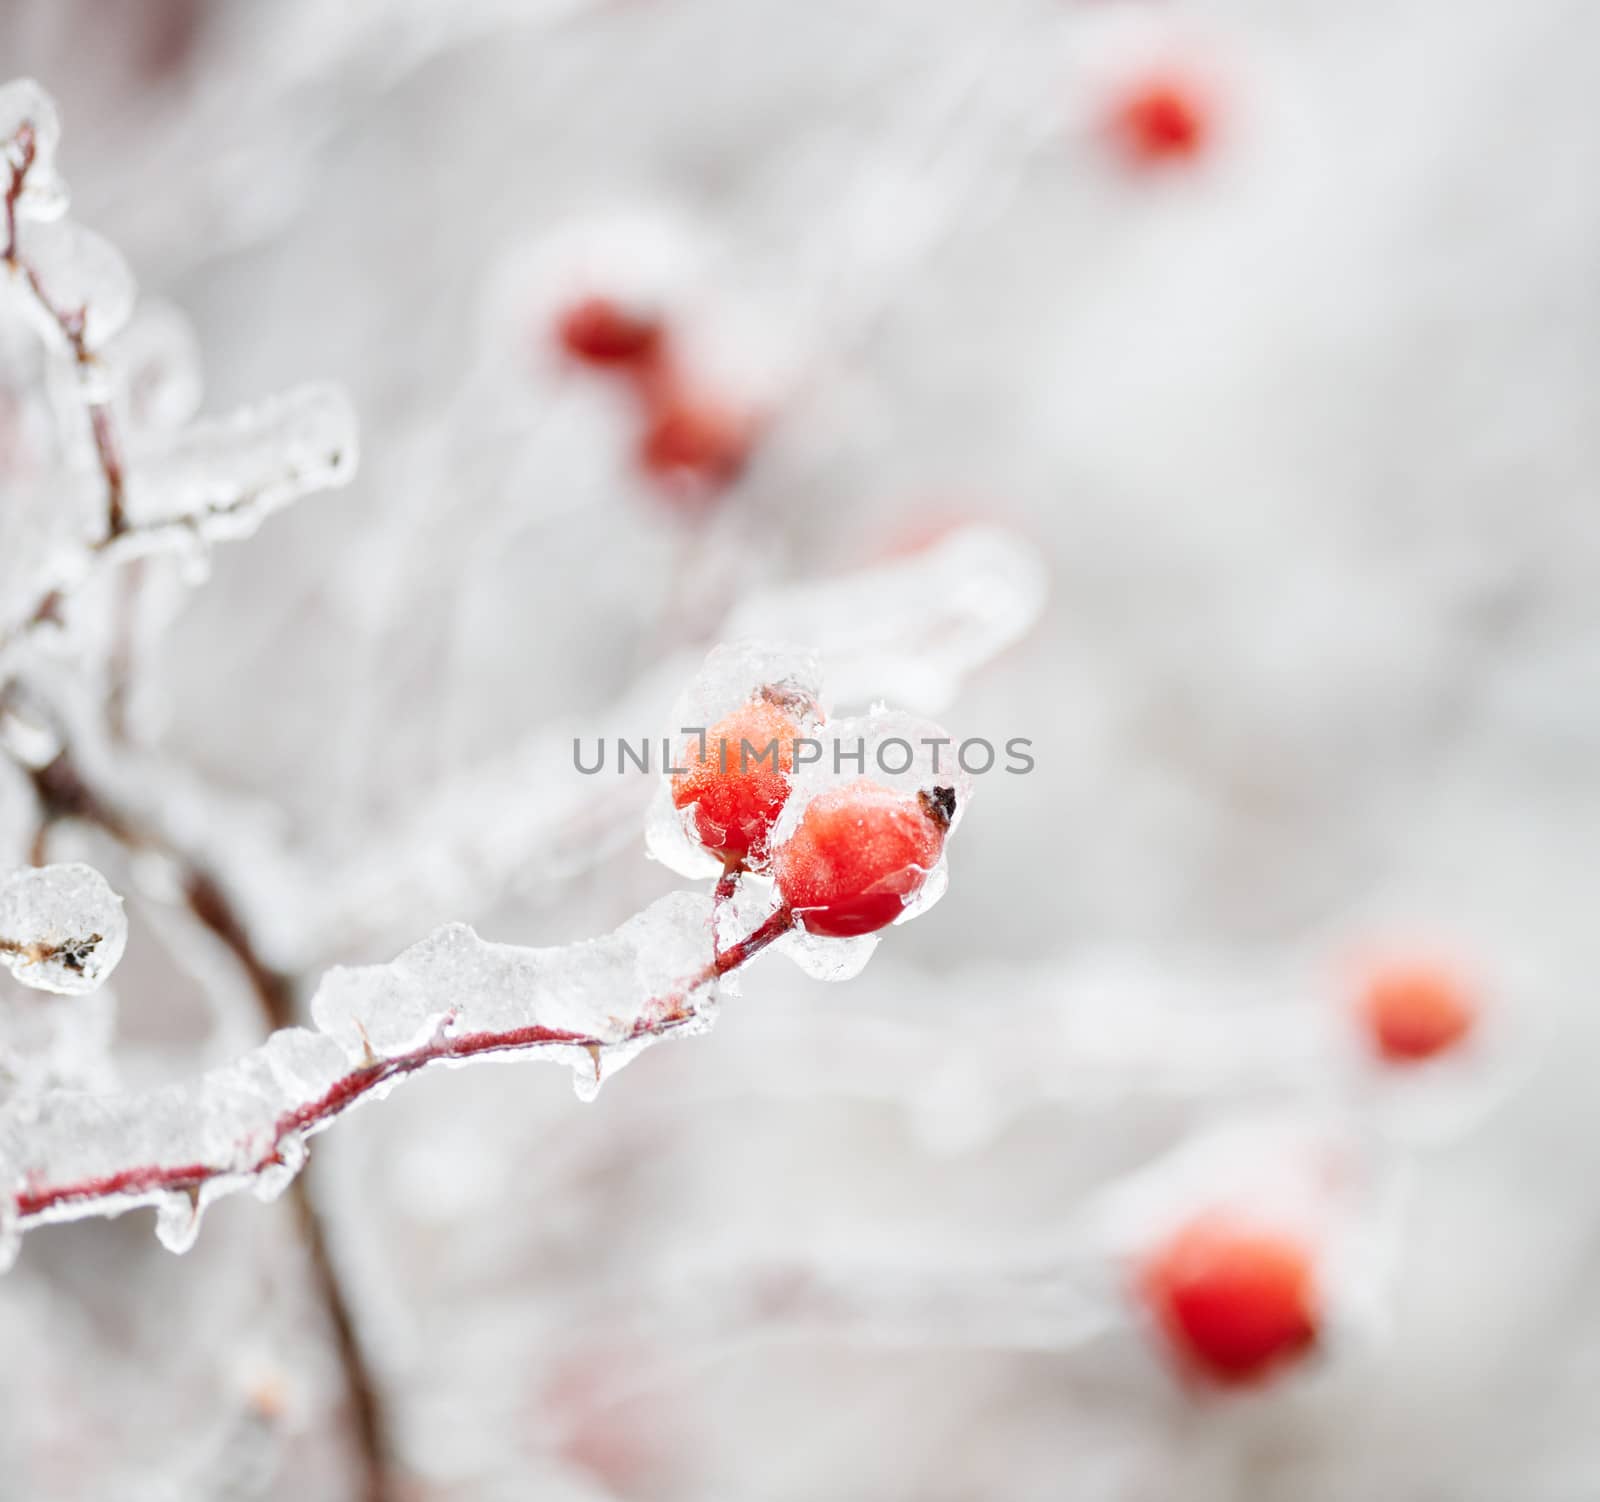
[555,294,757,506]
[667,683,957,941]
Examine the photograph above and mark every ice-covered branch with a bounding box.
[0,78,358,665]
[0,892,795,1263]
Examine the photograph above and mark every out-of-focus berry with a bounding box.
[1110,74,1210,165]
[1139,1213,1320,1386]
[1360,960,1477,1064]
[556,296,666,371]
[638,392,755,493]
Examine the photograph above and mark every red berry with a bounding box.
[774,780,954,938]
[557,296,666,370]
[1139,1213,1320,1386]
[1360,960,1476,1064]
[672,699,804,866]
[1111,74,1210,165]
[639,393,754,493]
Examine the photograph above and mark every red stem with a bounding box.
[12,905,797,1224]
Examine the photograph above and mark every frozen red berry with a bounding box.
[1110,74,1210,165]
[1360,960,1476,1064]
[1139,1213,1320,1386]
[639,393,754,492]
[672,697,807,866]
[774,780,954,938]
[556,296,666,370]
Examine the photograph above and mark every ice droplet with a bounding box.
[121,382,358,540]
[153,1187,202,1253]
[778,925,879,982]
[0,862,127,995]
[721,524,1048,713]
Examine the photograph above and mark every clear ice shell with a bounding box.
[721,524,1049,713]
[122,382,359,536]
[310,891,716,1071]
[9,215,137,351]
[0,79,65,222]
[646,640,825,879]
[0,862,127,995]
[3,892,724,1258]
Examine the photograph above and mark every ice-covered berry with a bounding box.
[1360,960,1476,1064]
[639,393,753,492]
[1139,1213,1320,1386]
[671,696,807,866]
[774,780,954,938]
[556,296,666,370]
[1110,74,1210,165]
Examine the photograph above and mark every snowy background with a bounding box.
[2,0,1600,1497]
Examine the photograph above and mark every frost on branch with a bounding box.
[0,862,125,995]
[0,892,724,1260]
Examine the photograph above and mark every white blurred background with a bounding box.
[2,0,1600,1497]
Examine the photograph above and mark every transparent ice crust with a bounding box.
[0,893,726,1256]
[646,639,825,879]
[721,524,1049,713]
[765,704,973,936]
[0,862,127,995]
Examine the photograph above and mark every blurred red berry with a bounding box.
[1111,74,1210,165]
[672,697,807,866]
[639,393,754,493]
[1140,1213,1320,1386]
[774,780,954,937]
[1360,960,1476,1064]
[557,296,666,370]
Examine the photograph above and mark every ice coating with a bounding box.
[0,862,127,995]
[646,640,825,879]
[721,525,1049,712]
[8,216,137,352]
[47,526,1038,974]
[0,983,116,1105]
[121,382,359,538]
[0,79,64,222]
[771,705,969,890]
[0,77,359,677]
[1,892,731,1250]
[108,301,204,432]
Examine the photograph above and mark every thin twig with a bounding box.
[4,120,127,541]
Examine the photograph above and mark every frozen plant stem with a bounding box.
[4,118,127,539]
[0,930,102,972]
[28,747,391,1497]
[13,903,798,1225]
